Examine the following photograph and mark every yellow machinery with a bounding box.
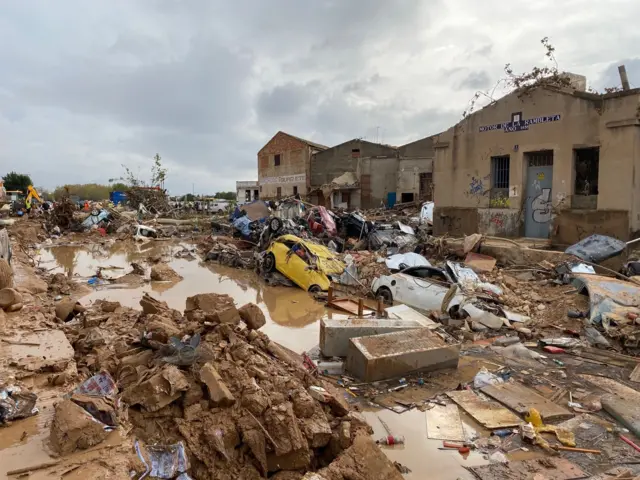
[26,185,42,204]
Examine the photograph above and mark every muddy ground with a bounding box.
[2,218,640,480]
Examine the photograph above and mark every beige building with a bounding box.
[258,131,327,200]
[397,136,435,203]
[432,84,640,244]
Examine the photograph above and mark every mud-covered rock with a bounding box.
[100,300,121,313]
[186,293,241,324]
[239,303,266,330]
[199,362,235,407]
[241,381,271,416]
[139,293,170,315]
[123,365,189,412]
[299,410,332,448]
[150,263,182,281]
[0,287,22,309]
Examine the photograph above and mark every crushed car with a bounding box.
[261,234,345,292]
[371,261,503,312]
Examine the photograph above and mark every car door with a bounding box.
[275,242,314,290]
[400,267,450,312]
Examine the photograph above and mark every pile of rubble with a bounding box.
[21,290,402,479]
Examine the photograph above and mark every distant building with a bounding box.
[258,131,328,200]
[397,136,436,204]
[236,180,259,204]
[432,82,640,243]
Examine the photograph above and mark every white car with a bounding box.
[209,200,230,214]
[371,262,502,313]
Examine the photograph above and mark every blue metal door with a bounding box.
[387,192,396,208]
[524,152,553,238]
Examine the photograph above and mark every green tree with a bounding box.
[151,153,167,188]
[215,191,236,200]
[2,171,33,192]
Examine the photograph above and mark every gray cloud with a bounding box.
[0,0,639,194]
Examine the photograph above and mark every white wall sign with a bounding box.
[260,174,306,185]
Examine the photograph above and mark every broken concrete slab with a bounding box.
[446,390,521,429]
[481,382,573,422]
[199,362,235,407]
[346,328,460,382]
[139,293,170,315]
[49,399,110,455]
[319,318,425,357]
[150,263,182,281]
[239,302,266,330]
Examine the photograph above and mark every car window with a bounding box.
[403,267,449,283]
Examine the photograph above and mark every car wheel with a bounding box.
[376,287,393,305]
[269,217,283,233]
[263,253,276,272]
[308,284,322,293]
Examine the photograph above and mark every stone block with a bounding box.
[320,318,424,357]
[346,328,460,382]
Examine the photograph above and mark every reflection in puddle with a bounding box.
[37,242,346,352]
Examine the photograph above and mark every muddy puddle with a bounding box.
[36,241,347,353]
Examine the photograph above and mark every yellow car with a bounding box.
[263,234,345,292]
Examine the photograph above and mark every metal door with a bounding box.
[524,151,554,238]
[387,192,396,208]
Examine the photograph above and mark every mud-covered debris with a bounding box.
[0,259,13,290]
[48,272,72,295]
[135,440,191,479]
[265,402,312,472]
[70,393,118,426]
[0,385,38,423]
[150,263,183,281]
[123,365,189,412]
[100,300,121,313]
[199,362,236,407]
[49,399,110,455]
[186,292,241,325]
[0,287,22,309]
[318,434,404,480]
[140,292,170,315]
[130,262,146,275]
[239,302,266,330]
[55,298,85,322]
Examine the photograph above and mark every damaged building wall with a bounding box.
[433,85,640,241]
[258,132,327,200]
[310,140,398,209]
[397,136,436,203]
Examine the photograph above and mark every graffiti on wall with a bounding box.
[531,187,552,223]
[464,173,491,205]
[489,212,505,229]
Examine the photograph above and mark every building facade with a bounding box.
[257,131,327,200]
[432,85,640,243]
[309,139,399,209]
[235,180,259,204]
[397,136,435,203]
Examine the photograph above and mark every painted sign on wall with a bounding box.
[259,174,306,185]
[479,112,561,133]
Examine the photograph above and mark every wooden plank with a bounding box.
[446,390,521,429]
[630,364,640,383]
[328,298,374,316]
[580,374,640,403]
[571,347,640,369]
[425,404,465,441]
[471,457,587,480]
[480,382,573,422]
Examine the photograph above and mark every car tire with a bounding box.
[376,287,393,305]
[308,284,322,293]
[263,253,276,272]
[269,217,283,233]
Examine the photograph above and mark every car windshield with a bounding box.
[402,266,450,283]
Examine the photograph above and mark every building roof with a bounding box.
[283,132,329,151]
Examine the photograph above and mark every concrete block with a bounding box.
[199,363,235,407]
[320,318,425,357]
[346,328,460,382]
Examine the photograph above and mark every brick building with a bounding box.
[257,131,327,200]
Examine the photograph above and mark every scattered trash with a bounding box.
[377,435,405,445]
[0,386,38,423]
[473,367,504,389]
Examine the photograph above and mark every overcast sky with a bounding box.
[1,1,638,195]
